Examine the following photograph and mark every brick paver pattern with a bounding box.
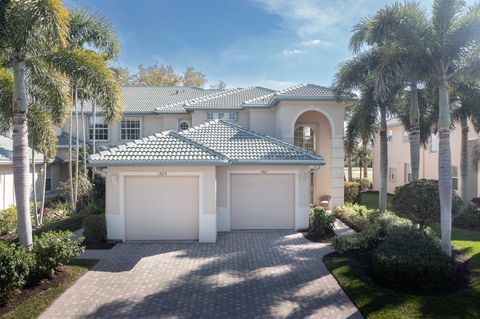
[41,231,362,319]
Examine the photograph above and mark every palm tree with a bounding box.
[451,82,480,206]
[350,2,432,182]
[0,1,123,248]
[333,49,399,213]
[428,0,480,256]
[0,0,69,248]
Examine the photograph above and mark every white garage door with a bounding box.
[231,174,295,229]
[125,175,199,240]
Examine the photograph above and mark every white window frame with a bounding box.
[120,117,142,141]
[217,113,224,119]
[89,116,109,141]
[294,125,315,152]
[205,112,237,121]
[404,163,412,183]
[403,130,409,144]
[429,134,438,153]
[206,112,214,120]
[228,112,237,121]
[388,130,393,141]
[389,167,396,182]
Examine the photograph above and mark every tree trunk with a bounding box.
[74,88,79,208]
[32,147,38,226]
[363,139,368,179]
[91,98,96,181]
[379,106,388,213]
[347,155,353,181]
[409,84,421,181]
[460,116,469,207]
[12,59,33,249]
[69,85,75,211]
[438,77,452,256]
[40,161,47,225]
[81,100,87,173]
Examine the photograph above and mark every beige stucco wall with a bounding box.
[104,165,217,242]
[372,121,480,197]
[0,164,43,210]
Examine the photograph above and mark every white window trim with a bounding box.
[388,167,396,182]
[225,170,301,231]
[88,115,110,142]
[116,171,205,242]
[205,112,238,121]
[119,116,143,141]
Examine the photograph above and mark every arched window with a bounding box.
[178,120,190,130]
[294,126,315,152]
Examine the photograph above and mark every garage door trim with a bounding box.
[227,170,299,230]
[117,171,204,241]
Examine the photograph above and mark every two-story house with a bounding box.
[52,84,349,242]
[372,118,480,200]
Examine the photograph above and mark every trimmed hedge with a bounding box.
[33,213,85,236]
[83,214,107,243]
[372,230,457,290]
[344,181,361,204]
[309,206,335,236]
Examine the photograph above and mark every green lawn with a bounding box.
[360,193,394,211]
[1,259,96,319]
[324,227,480,319]
[344,167,373,181]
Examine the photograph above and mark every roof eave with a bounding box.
[231,160,325,166]
[87,159,230,167]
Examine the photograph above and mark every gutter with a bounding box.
[87,159,230,167]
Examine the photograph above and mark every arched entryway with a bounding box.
[293,110,332,205]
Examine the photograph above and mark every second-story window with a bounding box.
[403,130,409,143]
[207,112,214,120]
[121,117,141,140]
[89,116,109,141]
[388,130,393,141]
[294,126,315,152]
[205,112,237,121]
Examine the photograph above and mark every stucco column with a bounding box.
[330,136,345,208]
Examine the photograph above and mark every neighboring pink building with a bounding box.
[372,118,480,200]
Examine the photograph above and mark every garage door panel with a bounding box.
[125,176,199,240]
[231,174,294,230]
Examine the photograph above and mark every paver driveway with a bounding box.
[41,231,361,319]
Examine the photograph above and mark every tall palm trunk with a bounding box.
[12,59,33,249]
[40,160,47,225]
[31,146,38,226]
[69,85,75,211]
[409,84,421,181]
[347,155,353,181]
[91,98,96,181]
[460,116,469,207]
[379,106,388,213]
[81,100,87,173]
[74,89,79,208]
[363,139,368,179]
[438,76,452,256]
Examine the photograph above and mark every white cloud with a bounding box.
[301,39,322,46]
[282,49,303,56]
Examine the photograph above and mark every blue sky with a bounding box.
[66,0,460,89]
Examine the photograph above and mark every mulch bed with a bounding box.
[84,241,117,250]
[302,229,336,243]
[0,269,69,316]
[329,250,471,296]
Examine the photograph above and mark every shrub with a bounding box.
[309,206,335,236]
[31,231,84,279]
[372,230,457,290]
[332,222,381,253]
[83,199,105,216]
[344,181,361,204]
[33,214,85,236]
[83,214,106,243]
[0,242,34,303]
[334,203,371,231]
[453,206,480,230]
[42,201,72,224]
[351,178,372,190]
[0,205,17,236]
[392,179,440,231]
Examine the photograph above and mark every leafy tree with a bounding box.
[183,66,206,87]
[133,64,182,86]
[210,80,226,90]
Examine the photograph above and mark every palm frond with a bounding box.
[0,67,13,133]
[27,105,57,160]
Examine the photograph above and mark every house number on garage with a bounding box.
[158,171,167,176]
[261,170,268,174]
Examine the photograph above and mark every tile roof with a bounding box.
[0,135,44,164]
[79,86,221,113]
[88,120,324,166]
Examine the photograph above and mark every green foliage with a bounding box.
[392,179,439,230]
[58,173,93,210]
[372,230,457,290]
[0,205,18,236]
[42,201,73,224]
[31,231,84,279]
[344,181,362,204]
[334,203,371,231]
[0,242,34,303]
[83,214,106,244]
[332,223,381,253]
[453,205,480,230]
[83,199,105,216]
[351,178,372,190]
[27,105,58,161]
[309,206,335,236]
